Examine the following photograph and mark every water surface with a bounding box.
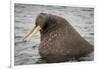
[14,3,94,65]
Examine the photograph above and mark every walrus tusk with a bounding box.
[23,25,41,42]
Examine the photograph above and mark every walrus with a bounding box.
[23,13,94,63]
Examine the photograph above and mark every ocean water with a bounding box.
[14,3,94,65]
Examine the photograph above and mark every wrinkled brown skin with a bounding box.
[38,13,94,63]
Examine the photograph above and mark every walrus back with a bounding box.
[63,17,94,57]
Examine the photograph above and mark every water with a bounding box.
[14,3,94,65]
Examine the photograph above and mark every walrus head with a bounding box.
[23,13,61,41]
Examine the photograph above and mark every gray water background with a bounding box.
[14,3,94,65]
